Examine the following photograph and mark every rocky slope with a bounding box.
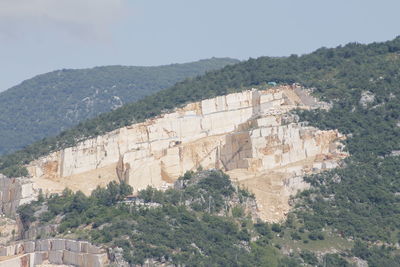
[2,37,400,267]
[0,86,347,266]
[26,85,346,222]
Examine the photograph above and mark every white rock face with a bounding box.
[0,218,18,245]
[0,175,36,217]
[359,91,375,107]
[0,239,108,267]
[26,85,346,221]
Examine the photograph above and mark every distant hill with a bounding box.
[3,37,400,266]
[0,57,239,155]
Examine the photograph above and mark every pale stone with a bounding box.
[360,91,375,107]
[0,239,108,267]
[63,250,83,266]
[48,250,63,264]
[65,240,80,252]
[34,251,48,265]
[36,240,51,251]
[24,86,347,221]
[87,244,103,255]
[50,239,65,251]
[0,176,36,217]
[83,253,108,267]
[0,253,33,267]
[23,241,35,253]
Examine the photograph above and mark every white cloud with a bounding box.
[0,0,127,40]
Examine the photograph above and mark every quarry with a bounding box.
[23,85,346,221]
[0,85,347,266]
[2,32,399,267]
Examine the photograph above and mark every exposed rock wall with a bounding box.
[26,85,346,221]
[0,218,18,245]
[0,253,33,267]
[0,176,36,217]
[0,239,108,267]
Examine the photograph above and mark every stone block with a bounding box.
[87,244,103,254]
[65,239,80,252]
[80,241,89,253]
[83,253,108,267]
[36,239,51,251]
[51,239,66,251]
[63,250,84,266]
[48,250,64,264]
[23,241,35,253]
[34,251,48,265]
[0,247,7,256]
[0,254,30,267]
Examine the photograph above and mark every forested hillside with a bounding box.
[18,170,298,266]
[0,57,238,155]
[3,37,400,266]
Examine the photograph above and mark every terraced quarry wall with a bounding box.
[27,85,347,221]
[0,239,108,267]
[0,175,36,217]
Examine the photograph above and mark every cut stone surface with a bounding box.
[0,176,36,217]
[26,85,346,221]
[0,239,108,267]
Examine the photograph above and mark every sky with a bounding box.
[0,0,399,91]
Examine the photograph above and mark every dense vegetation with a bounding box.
[20,170,396,266]
[6,36,400,266]
[19,170,300,266]
[0,57,238,155]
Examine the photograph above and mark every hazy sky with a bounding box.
[0,0,399,91]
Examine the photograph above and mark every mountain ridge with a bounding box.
[2,37,400,178]
[1,37,400,266]
[0,57,239,155]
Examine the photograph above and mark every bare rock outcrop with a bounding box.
[359,91,375,107]
[0,239,108,267]
[0,217,18,245]
[26,85,347,221]
[0,176,36,217]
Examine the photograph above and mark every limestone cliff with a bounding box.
[0,175,36,217]
[0,239,108,267]
[26,85,346,221]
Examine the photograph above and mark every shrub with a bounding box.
[271,223,282,233]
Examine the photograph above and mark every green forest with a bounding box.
[4,37,400,266]
[0,57,238,155]
[21,170,398,266]
[19,170,350,266]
